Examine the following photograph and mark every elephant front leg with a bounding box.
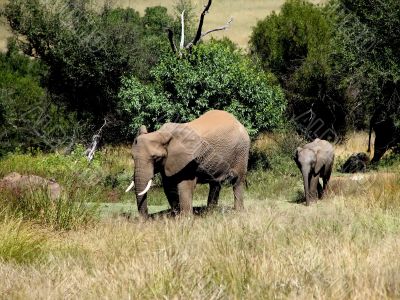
[233,179,244,210]
[177,179,197,215]
[207,182,221,209]
[162,176,179,215]
[310,174,320,203]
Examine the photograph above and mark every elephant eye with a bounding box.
[134,139,138,145]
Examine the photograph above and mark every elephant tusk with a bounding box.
[138,180,152,196]
[125,181,135,193]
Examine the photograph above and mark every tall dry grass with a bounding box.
[335,131,373,159]
[0,132,399,298]
[0,217,50,264]
[1,187,400,298]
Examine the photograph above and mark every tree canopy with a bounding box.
[119,41,286,137]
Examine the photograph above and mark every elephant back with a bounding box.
[189,110,250,175]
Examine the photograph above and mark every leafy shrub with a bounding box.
[0,43,79,156]
[328,0,400,138]
[3,0,188,129]
[250,0,348,140]
[119,41,286,136]
[250,131,305,174]
[248,147,270,171]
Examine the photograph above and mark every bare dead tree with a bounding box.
[167,0,233,56]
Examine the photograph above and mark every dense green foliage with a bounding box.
[1,0,399,157]
[329,0,400,126]
[119,41,286,136]
[3,0,184,122]
[250,0,400,141]
[250,0,347,139]
[0,43,78,156]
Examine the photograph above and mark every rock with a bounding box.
[340,152,370,173]
[0,172,62,200]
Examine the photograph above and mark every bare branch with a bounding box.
[85,118,108,163]
[189,0,212,49]
[166,28,177,54]
[200,17,233,39]
[186,17,233,50]
[166,0,232,55]
[180,10,185,49]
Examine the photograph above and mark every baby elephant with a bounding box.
[294,138,335,206]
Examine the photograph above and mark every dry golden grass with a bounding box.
[1,187,400,298]
[335,131,373,160]
[1,133,399,298]
[114,0,325,48]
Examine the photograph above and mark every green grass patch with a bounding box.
[0,188,99,230]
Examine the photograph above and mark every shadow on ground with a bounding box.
[120,205,235,220]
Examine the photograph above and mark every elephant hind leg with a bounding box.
[233,179,245,210]
[317,181,323,199]
[321,164,333,198]
[207,182,221,209]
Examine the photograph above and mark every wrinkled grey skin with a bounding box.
[130,110,250,217]
[294,139,335,206]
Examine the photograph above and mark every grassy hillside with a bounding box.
[115,0,325,48]
[0,0,325,51]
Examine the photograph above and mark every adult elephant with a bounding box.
[294,139,334,206]
[126,110,250,217]
[367,116,399,163]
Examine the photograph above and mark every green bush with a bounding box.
[0,43,79,155]
[328,0,400,132]
[250,0,348,140]
[250,131,305,174]
[250,0,331,76]
[119,41,286,136]
[3,1,189,128]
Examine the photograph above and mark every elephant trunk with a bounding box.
[134,161,154,217]
[301,166,312,206]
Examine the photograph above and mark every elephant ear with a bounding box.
[161,124,203,177]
